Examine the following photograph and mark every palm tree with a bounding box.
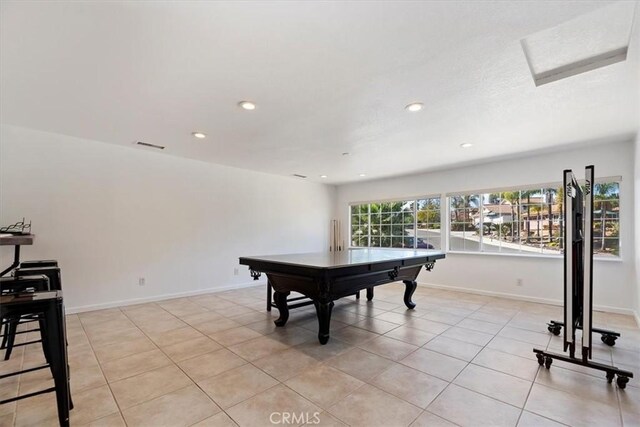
[449,195,478,233]
[520,190,536,244]
[530,204,542,242]
[545,188,557,243]
[553,186,564,248]
[502,191,519,242]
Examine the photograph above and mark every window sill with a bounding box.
[349,246,443,252]
[446,250,623,262]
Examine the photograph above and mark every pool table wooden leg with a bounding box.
[314,300,334,345]
[274,291,290,326]
[366,287,374,301]
[266,280,272,312]
[403,280,417,309]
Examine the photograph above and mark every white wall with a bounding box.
[0,125,336,312]
[337,140,636,314]
[2,125,635,316]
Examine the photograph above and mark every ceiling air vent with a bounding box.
[135,141,165,150]
[292,174,307,179]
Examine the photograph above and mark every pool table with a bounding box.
[239,248,445,344]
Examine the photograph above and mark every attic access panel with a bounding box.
[521,2,636,86]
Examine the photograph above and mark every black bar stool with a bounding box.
[16,266,62,290]
[20,260,58,269]
[0,288,71,427]
[0,274,50,361]
[1,264,62,359]
[0,275,50,360]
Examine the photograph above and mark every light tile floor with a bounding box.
[1,284,638,427]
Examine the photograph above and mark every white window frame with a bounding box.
[348,195,441,250]
[346,176,621,260]
[445,177,622,259]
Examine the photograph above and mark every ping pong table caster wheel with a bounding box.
[544,356,553,369]
[606,372,615,383]
[547,325,561,336]
[536,353,544,366]
[616,376,629,389]
[601,335,617,346]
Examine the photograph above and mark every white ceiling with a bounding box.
[1,1,638,184]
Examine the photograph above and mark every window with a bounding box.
[350,197,439,249]
[593,182,620,256]
[446,180,620,257]
[349,179,620,258]
[449,194,481,252]
[350,204,369,247]
[416,197,441,249]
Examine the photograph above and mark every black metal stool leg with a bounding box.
[39,317,51,364]
[4,319,18,360]
[0,320,8,349]
[43,300,70,427]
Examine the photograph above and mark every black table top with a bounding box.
[240,248,445,269]
[0,234,34,246]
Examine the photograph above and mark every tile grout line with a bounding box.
[119,303,243,427]
[271,296,437,426]
[396,295,498,424]
[77,307,132,427]
[122,297,365,427]
[515,360,542,427]
[331,295,500,426]
[7,328,26,427]
[419,300,524,422]
[174,294,306,426]
[7,285,634,427]
[407,298,562,424]
[119,291,637,425]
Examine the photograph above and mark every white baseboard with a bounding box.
[66,280,266,314]
[420,282,638,317]
[67,279,640,326]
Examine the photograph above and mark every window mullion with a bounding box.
[414,201,418,249]
[443,195,446,252]
[479,195,484,252]
[368,203,371,247]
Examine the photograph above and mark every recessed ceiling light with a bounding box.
[460,143,473,148]
[405,102,423,112]
[359,173,366,177]
[192,132,206,139]
[320,175,328,178]
[238,101,256,110]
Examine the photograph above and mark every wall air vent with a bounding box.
[292,174,307,179]
[135,141,165,150]
[521,2,635,86]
